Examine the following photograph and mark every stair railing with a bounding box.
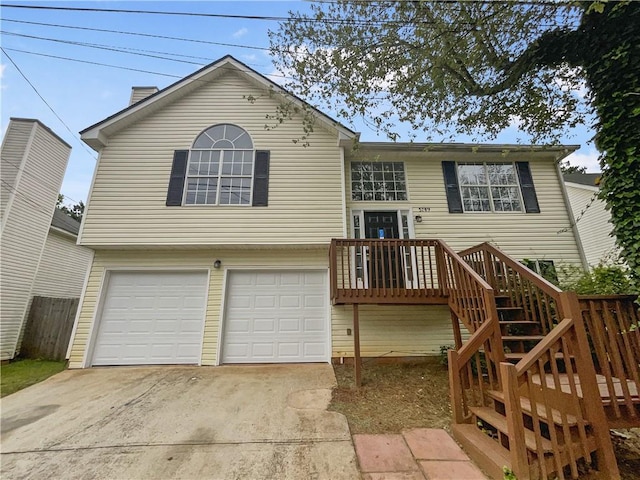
[459,242,565,334]
[457,243,621,479]
[578,294,640,425]
[439,242,504,423]
[501,292,620,480]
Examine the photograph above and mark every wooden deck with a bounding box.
[330,239,639,479]
[329,238,449,305]
[534,373,639,402]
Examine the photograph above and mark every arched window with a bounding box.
[185,124,254,205]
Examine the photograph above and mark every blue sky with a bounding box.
[1,1,601,206]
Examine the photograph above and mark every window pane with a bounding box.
[491,186,522,212]
[193,134,214,149]
[461,186,491,211]
[488,163,517,185]
[213,139,234,149]
[350,161,407,201]
[233,132,253,149]
[458,164,486,185]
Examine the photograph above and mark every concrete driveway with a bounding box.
[1,364,360,479]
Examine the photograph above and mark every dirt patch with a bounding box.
[328,359,640,479]
[328,358,451,434]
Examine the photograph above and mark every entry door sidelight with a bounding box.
[363,212,404,289]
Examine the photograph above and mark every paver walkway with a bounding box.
[354,428,488,480]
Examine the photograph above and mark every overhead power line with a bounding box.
[2,47,294,81]
[0,4,417,25]
[2,31,204,66]
[0,47,98,159]
[3,47,184,78]
[0,3,575,25]
[1,18,272,52]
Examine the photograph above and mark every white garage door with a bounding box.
[92,271,208,366]
[222,270,328,363]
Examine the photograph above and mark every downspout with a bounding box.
[555,161,589,270]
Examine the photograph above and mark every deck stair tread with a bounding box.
[496,306,524,311]
[486,390,581,426]
[451,424,511,480]
[505,352,572,361]
[502,335,545,341]
[469,406,553,452]
[499,320,540,325]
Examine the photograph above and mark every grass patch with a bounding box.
[329,358,452,434]
[1,358,66,397]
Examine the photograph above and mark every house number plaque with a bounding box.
[417,207,431,212]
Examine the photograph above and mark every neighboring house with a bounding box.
[564,172,620,268]
[67,56,586,368]
[1,119,72,361]
[30,209,93,300]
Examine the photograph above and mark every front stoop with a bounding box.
[354,429,487,480]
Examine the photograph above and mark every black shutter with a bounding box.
[516,162,540,213]
[252,150,270,206]
[166,150,188,206]
[442,161,463,213]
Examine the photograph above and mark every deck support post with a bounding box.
[559,291,620,479]
[353,304,362,388]
[500,362,530,480]
[451,312,463,350]
[448,349,465,424]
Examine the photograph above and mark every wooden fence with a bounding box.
[21,296,79,361]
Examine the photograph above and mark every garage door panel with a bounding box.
[278,342,300,357]
[253,318,275,332]
[278,318,301,332]
[252,343,275,357]
[92,271,207,366]
[304,318,325,332]
[254,295,276,308]
[222,270,328,363]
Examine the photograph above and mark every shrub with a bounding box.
[559,263,638,295]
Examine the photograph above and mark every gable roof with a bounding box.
[563,172,602,187]
[80,55,356,150]
[51,208,81,236]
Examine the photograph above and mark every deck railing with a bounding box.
[578,295,640,427]
[329,239,448,304]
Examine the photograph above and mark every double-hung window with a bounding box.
[185,124,254,205]
[457,163,523,212]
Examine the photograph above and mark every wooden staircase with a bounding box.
[445,242,639,480]
[496,295,545,363]
[328,238,639,478]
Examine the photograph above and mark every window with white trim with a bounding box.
[351,162,407,201]
[457,162,523,212]
[522,259,558,284]
[185,124,254,205]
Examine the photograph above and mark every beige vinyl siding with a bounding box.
[31,230,94,298]
[80,70,344,247]
[331,305,454,358]
[0,120,71,360]
[346,148,584,265]
[0,120,33,222]
[566,183,618,267]
[67,247,330,368]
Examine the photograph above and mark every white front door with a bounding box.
[92,271,208,366]
[222,270,328,363]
